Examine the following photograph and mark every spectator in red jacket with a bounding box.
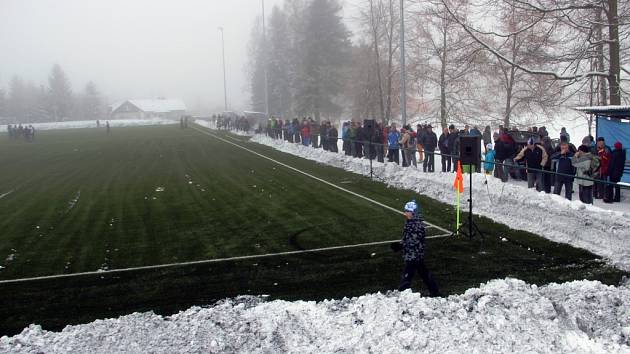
[595,137,612,202]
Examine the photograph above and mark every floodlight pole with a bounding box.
[399,0,407,127]
[218,26,228,111]
[262,0,270,118]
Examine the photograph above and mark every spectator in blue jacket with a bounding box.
[388,124,401,164]
[551,142,575,200]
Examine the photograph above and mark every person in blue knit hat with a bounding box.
[392,200,441,296]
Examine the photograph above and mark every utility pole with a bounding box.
[399,0,407,126]
[262,0,270,117]
[218,26,228,111]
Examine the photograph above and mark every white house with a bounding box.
[110,99,187,120]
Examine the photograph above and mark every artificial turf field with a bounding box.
[0,124,626,334]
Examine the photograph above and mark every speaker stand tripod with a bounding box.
[453,164,486,240]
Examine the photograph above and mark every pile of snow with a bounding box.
[194,119,253,136]
[0,118,177,132]
[1,278,629,353]
[251,135,630,271]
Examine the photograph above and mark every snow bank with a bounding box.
[1,278,628,353]
[0,118,177,132]
[194,119,254,136]
[251,135,630,271]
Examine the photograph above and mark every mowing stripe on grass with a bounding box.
[192,125,452,236]
[0,127,450,285]
[0,238,407,284]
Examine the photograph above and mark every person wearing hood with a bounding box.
[392,200,440,297]
[572,145,595,204]
[483,143,496,175]
[609,141,626,202]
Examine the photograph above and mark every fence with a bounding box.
[259,127,630,191]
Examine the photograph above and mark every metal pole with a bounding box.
[399,0,407,126]
[262,0,270,118]
[218,27,228,111]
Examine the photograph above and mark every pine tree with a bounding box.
[295,0,351,120]
[81,81,104,120]
[48,64,73,120]
[267,5,292,118]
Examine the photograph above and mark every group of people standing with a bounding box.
[263,119,626,204]
[6,124,36,141]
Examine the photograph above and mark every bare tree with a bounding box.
[439,0,629,105]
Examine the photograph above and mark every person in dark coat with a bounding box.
[328,123,338,153]
[422,125,438,172]
[438,127,450,172]
[514,137,548,191]
[320,121,329,151]
[355,122,365,158]
[609,141,626,202]
[482,126,492,153]
[551,142,575,200]
[375,123,384,162]
[447,125,459,172]
[394,200,440,296]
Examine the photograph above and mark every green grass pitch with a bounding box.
[0,125,626,334]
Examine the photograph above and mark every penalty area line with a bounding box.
[0,238,423,285]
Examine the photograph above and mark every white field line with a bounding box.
[0,127,451,285]
[194,126,452,236]
[0,239,414,284]
[0,190,14,199]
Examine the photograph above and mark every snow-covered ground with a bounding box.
[1,278,629,353]
[0,118,177,132]
[250,135,630,272]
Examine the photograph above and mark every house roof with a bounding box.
[111,99,187,113]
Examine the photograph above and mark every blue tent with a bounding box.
[574,106,630,183]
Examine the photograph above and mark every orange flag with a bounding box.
[453,161,464,193]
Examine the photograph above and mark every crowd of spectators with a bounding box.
[260,117,626,204]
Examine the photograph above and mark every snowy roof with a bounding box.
[111,99,187,113]
[574,105,630,113]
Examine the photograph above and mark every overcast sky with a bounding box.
[0,0,361,113]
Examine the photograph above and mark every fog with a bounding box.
[1,0,360,113]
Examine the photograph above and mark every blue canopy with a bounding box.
[575,106,630,183]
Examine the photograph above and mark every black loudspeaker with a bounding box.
[459,136,481,165]
[364,119,375,136]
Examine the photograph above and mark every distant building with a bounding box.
[109,98,187,120]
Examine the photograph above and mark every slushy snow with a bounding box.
[1,279,629,353]
[250,134,630,272]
